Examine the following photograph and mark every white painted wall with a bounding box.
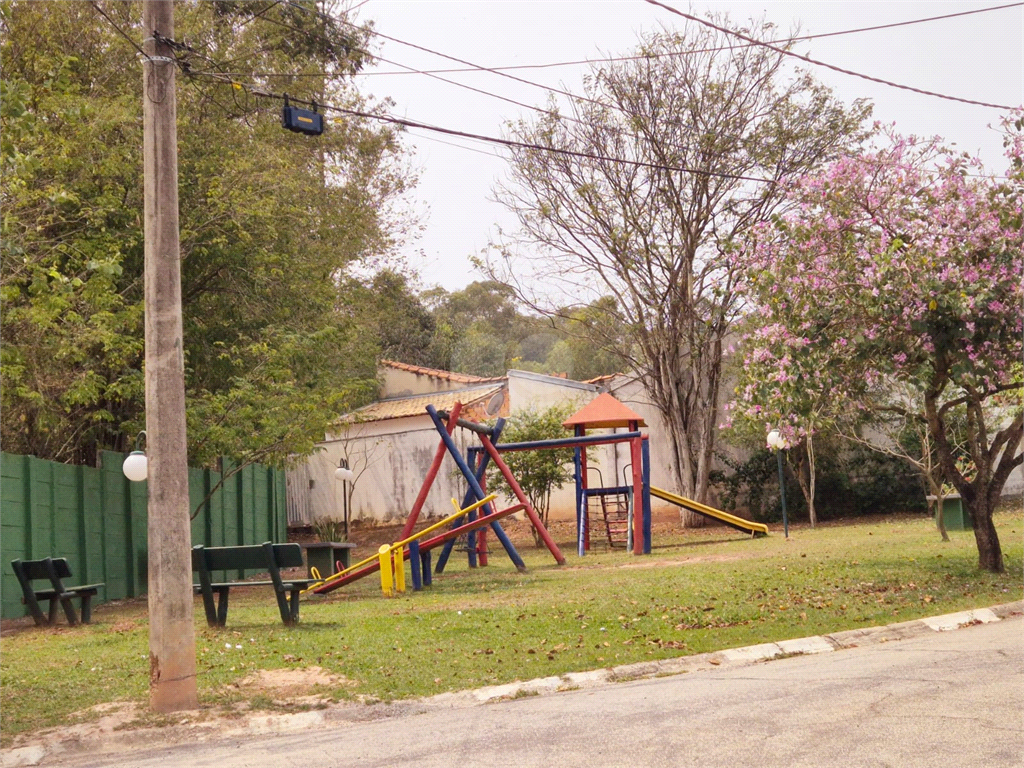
[307,415,480,525]
[505,371,599,520]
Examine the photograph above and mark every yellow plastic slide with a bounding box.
[650,486,769,537]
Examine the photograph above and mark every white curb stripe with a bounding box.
[921,608,1000,632]
[777,636,836,655]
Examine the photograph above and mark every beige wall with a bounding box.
[308,415,480,525]
[506,371,599,520]
[381,367,486,398]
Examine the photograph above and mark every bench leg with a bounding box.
[216,587,230,627]
[60,596,80,626]
[47,598,60,626]
[288,589,301,625]
[80,594,93,624]
[274,588,293,626]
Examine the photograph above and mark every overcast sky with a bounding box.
[351,1,1024,291]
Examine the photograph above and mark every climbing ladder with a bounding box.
[582,468,631,549]
[585,491,630,548]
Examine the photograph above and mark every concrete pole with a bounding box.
[142,0,198,713]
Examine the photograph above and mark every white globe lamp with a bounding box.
[122,430,149,482]
[123,450,148,482]
[334,466,354,482]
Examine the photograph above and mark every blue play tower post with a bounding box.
[426,406,526,572]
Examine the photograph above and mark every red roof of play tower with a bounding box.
[562,393,647,429]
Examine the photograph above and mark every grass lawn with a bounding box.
[2,510,1021,744]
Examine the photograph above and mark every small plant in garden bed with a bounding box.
[312,517,346,543]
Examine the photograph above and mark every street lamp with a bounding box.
[767,429,790,539]
[122,431,149,482]
[334,461,354,540]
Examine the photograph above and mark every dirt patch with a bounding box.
[562,553,747,572]
[231,666,355,699]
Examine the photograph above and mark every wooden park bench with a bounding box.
[10,557,104,627]
[191,542,316,627]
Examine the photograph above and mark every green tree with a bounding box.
[349,270,436,367]
[426,281,531,375]
[1,1,414,468]
[543,297,630,381]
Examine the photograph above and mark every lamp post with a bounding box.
[334,461,354,540]
[767,429,789,539]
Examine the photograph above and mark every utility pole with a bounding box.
[142,0,198,712]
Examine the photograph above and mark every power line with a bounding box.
[249,12,592,129]
[238,0,285,29]
[281,0,620,114]
[354,2,1024,77]
[644,0,1019,110]
[88,0,147,59]
[282,0,1020,134]
[407,128,505,159]
[187,71,773,183]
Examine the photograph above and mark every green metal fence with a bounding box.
[1,451,286,619]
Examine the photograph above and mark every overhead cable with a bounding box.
[187,71,774,183]
[643,0,1018,110]
[356,2,1024,77]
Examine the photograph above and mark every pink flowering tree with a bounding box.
[725,318,854,527]
[731,118,1023,572]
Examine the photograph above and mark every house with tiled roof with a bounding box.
[286,361,605,526]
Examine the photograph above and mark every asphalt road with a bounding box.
[42,617,1024,768]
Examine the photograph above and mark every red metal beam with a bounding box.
[479,434,566,565]
[401,401,462,539]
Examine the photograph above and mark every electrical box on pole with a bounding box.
[282,95,324,136]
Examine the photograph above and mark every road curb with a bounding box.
[3,600,1022,767]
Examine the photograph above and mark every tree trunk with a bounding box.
[664,413,705,528]
[925,475,950,543]
[806,432,817,528]
[968,495,1004,573]
[789,440,816,528]
[923,387,1017,573]
[934,496,950,543]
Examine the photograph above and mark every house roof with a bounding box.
[380,359,505,384]
[562,392,647,429]
[347,384,505,423]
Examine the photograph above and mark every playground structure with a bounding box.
[563,394,767,547]
[564,393,652,556]
[306,392,766,599]
[308,401,566,597]
[649,486,769,537]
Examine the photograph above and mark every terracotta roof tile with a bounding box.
[381,359,505,384]
[346,384,505,423]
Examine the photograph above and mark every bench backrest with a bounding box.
[192,543,303,574]
[11,558,73,582]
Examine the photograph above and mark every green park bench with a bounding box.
[10,557,104,627]
[191,542,316,627]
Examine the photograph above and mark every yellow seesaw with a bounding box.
[302,493,499,597]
